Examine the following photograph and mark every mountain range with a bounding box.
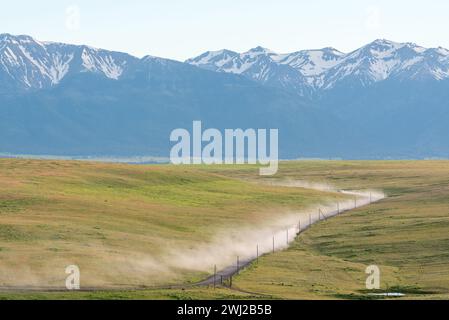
[187,40,449,93]
[1,33,449,159]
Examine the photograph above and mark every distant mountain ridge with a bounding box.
[2,33,449,159]
[3,33,449,94]
[0,34,143,91]
[187,39,449,93]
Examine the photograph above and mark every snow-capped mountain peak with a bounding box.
[0,34,139,90]
[187,39,449,93]
[2,34,449,95]
[186,49,239,72]
[243,46,277,57]
[275,47,345,77]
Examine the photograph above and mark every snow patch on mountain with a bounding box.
[187,39,449,93]
[275,48,344,76]
[81,48,125,80]
[0,34,139,89]
[2,34,449,94]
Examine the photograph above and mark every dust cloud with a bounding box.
[0,180,385,289]
[158,181,385,278]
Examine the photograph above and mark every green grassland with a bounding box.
[231,161,449,299]
[1,159,449,299]
[0,159,340,290]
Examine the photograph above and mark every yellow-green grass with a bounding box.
[0,287,259,300]
[0,159,341,289]
[231,161,449,299]
[2,159,449,300]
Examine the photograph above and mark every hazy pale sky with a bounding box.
[1,0,448,60]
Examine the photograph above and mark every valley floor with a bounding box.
[1,160,449,299]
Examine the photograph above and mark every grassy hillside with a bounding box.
[231,161,449,299]
[1,160,449,300]
[0,159,338,289]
